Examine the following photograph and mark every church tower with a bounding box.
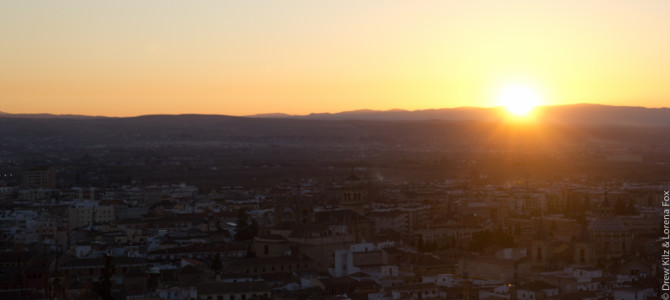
[340,171,366,216]
[589,190,632,261]
[574,224,596,265]
[598,191,613,217]
[531,217,552,268]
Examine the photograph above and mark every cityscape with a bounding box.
[0,110,668,299]
[1,1,669,300]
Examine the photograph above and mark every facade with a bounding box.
[67,200,115,229]
[195,281,271,300]
[516,281,559,300]
[330,241,395,277]
[530,220,552,268]
[588,218,632,261]
[226,254,315,276]
[21,166,55,189]
[340,174,367,216]
[368,211,408,234]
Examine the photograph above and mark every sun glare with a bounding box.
[497,83,542,117]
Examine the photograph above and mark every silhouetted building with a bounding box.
[531,218,552,268]
[21,166,55,188]
[588,217,631,261]
[273,197,314,226]
[340,173,366,216]
[67,200,115,229]
[588,192,633,261]
[573,224,596,265]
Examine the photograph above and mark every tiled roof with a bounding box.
[195,281,270,295]
[518,280,558,291]
[588,217,627,232]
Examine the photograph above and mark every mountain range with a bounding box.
[2,104,668,126]
[249,104,670,127]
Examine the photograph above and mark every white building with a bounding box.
[68,199,115,229]
[329,241,395,277]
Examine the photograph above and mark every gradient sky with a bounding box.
[1,1,669,116]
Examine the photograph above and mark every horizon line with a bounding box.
[2,103,669,119]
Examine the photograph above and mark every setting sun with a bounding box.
[1,1,668,116]
[497,83,543,116]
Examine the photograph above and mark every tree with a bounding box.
[96,255,113,300]
[614,198,633,215]
[250,219,258,237]
[469,230,515,252]
[210,253,223,273]
[234,209,249,241]
[234,209,259,241]
[626,199,638,215]
[582,195,591,211]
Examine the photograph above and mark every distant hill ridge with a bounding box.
[248,104,670,126]
[2,104,670,126]
[0,111,103,119]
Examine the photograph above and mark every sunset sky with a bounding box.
[1,1,669,117]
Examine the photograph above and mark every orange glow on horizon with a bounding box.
[0,1,668,116]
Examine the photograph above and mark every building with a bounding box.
[588,218,631,261]
[368,211,407,234]
[530,219,552,268]
[225,254,315,276]
[573,225,596,266]
[516,281,559,300]
[194,281,271,300]
[340,173,367,216]
[21,166,55,188]
[67,200,115,229]
[330,241,395,277]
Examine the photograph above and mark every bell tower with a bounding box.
[574,224,595,265]
[340,170,366,216]
[531,217,551,268]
